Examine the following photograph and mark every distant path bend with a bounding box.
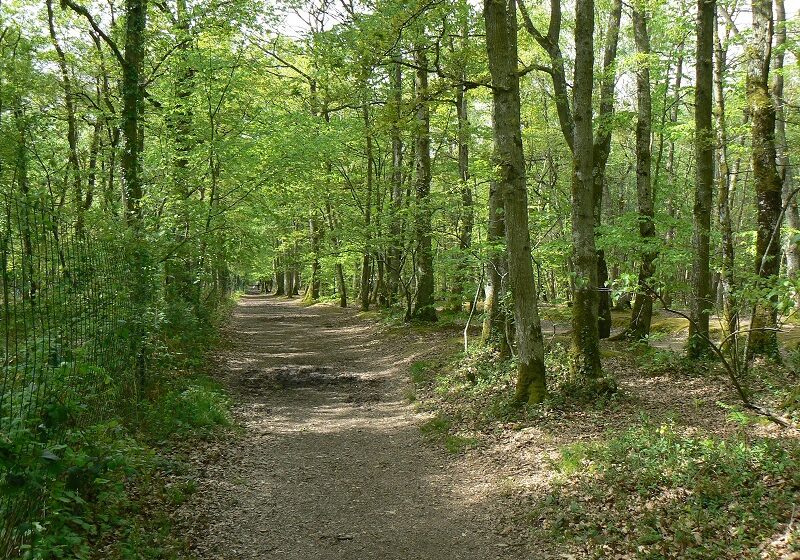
[188,294,528,560]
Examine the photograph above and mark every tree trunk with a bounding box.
[627,6,656,340]
[387,56,403,306]
[592,0,622,339]
[746,0,782,360]
[360,78,374,312]
[482,180,510,356]
[774,0,799,305]
[304,215,321,302]
[484,0,547,404]
[412,45,437,322]
[714,27,738,347]
[273,256,285,296]
[450,18,473,312]
[687,0,715,359]
[285,266,294,298]
[570,0,602,379]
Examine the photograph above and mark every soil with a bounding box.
[182,294,532,560]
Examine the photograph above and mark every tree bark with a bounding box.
[360,87,374,311]
[450,19,473,312]
[627,5,656,340]
[273,255,285,296]
[687,0,715,359]
[746,0,782,360]
[412,45,437,322]
[592,0,622,339]
[774,0,799,304]
[304,215,321,302]
[481,180,510,356]
[714,27,738,347]
[569,0,601,379]
[484,0,547,403]
[387,56,403,306]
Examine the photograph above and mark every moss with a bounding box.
[650,316,690,334]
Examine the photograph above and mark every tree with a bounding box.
[412,44,437,322]
[484,0,546,403]
[687,0,715,359]
[625,1,657,340]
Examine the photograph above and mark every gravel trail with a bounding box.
[188,294,528,560]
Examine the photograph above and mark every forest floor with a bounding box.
[176,294,533,559]
[176,294,800,559]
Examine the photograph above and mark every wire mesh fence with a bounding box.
[0,190,140,555]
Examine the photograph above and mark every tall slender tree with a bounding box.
[687,0,715,358]
[484,0,547,403]
[746,0,782,360]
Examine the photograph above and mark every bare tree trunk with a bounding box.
[387,56,403,306]
[450,17,473,312]
[592,0,622,339]
[412,45,437,322]
[569,0,602,379]
[304,215,321,302]
[273,255,285,296]
[360,85,374,312]
[774,0,799,305]
[482,181,510,356]
[627,6,656,340]
[714,27,738,346]
[484,0,547,403]
[687,0,715,359]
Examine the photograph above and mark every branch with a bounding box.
[61,0,125,67]
[644,285,794,428]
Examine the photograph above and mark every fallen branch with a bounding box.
[644,285,794,428]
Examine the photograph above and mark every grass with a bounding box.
[419,414,479,454]
[138,373,231,443]
[532,422,800,559]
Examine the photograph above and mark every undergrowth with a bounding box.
[532,421,800,559]
[1,297,237,559]
[1,371,231,559]
[409,342,624,436]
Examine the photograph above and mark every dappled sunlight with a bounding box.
[186,295,527,559]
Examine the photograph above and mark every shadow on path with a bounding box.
[189,295,530,560]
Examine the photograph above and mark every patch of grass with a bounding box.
[650,316,690,334]
[139,374,231,442]
[419,414,479,454]
[410,361,432,385]
[532,422,800,559]
[539,304,573,323]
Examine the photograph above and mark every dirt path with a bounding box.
[187,294,529,560]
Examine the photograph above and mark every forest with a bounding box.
[1,0,799,557]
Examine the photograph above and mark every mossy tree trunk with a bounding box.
[484,0,546,404]
[746,0,782,360]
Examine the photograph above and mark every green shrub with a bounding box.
[140,375,231,442]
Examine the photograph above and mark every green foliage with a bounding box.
[1,419,196,560]
[139,375,231,443]
[534,422,800,559]
[633,345,706,377]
